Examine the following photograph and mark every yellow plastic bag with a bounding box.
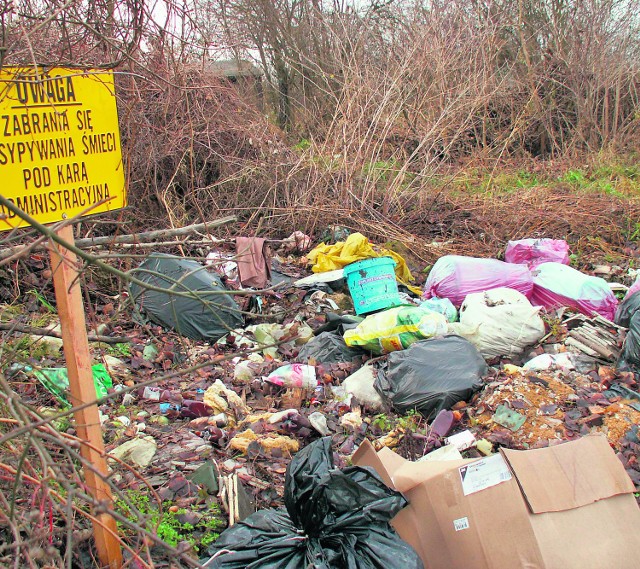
[307,233,420,294]
[343,306,448,355]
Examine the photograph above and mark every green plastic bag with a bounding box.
[34,363,113,406]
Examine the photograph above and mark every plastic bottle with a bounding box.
[180,400,213,419]
[138,386,183,404]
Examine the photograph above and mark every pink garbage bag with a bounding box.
[530,262,618,321]
[505,238,570,268]
[423,255,533,307]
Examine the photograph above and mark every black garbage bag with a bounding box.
[203,438,423,569]
[297,332,366,364]
[614,291,640,372]
[376,335,487,419]
[129,254,243,342]
[619,310,640,372]
[615,291,640,328]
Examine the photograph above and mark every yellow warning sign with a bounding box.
[0,67,126,231]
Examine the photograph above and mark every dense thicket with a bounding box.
[1,0,639,229]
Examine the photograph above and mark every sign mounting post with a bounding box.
[0,67,126,568]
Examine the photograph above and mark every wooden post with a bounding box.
[49,224,122,569]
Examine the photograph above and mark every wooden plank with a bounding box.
[574,327,616,351]
[49,225,122,569]
[565,337,600,358]
[567,332,614,359]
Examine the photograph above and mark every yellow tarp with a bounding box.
[307,233,421,294]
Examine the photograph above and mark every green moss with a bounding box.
[115,490,224,553]
[106,343,131,357]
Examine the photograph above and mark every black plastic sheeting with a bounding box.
[129,254,244,342]
[615,292,640,371]
[313,313,363,336]
[615,291,640,328]
[376,335,487,419]
[296,332,366,364]
[203,438,423,569]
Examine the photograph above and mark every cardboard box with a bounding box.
[353,434,640,568]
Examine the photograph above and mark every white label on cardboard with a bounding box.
[459,454,512,496]
[453,517,470,531]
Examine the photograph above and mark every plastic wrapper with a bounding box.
[33,363,112,406]
[423,255,533,307]
[419,297,458,322]
[375,336,487,419]
[129,254,243,341]
[505,238,570,268]
[204,437,423,569]
[342,364,384,411]
[265,364,318,389]
[523,353,575,373]
[296,332,365,364]
[457,288,545,359]
[343,306,448,355]
[530,262,618,321]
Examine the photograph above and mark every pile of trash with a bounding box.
[9,231,640,566]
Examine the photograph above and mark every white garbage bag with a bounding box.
[457,287,546,359]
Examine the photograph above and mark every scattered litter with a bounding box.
[492,404,527,431]
[203,380,249,425]
[564,313,624,362]
[235,236,271,288]
[476,439,494,455]
[233,357,264,384]
[308,411,330,435]
[523,352,575,372]
[280,230,312,252]
[187,461,219,494]
[293,268,345,289]
[206,250,238,282]
[340,409,363,429]
[229,430,300,456]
